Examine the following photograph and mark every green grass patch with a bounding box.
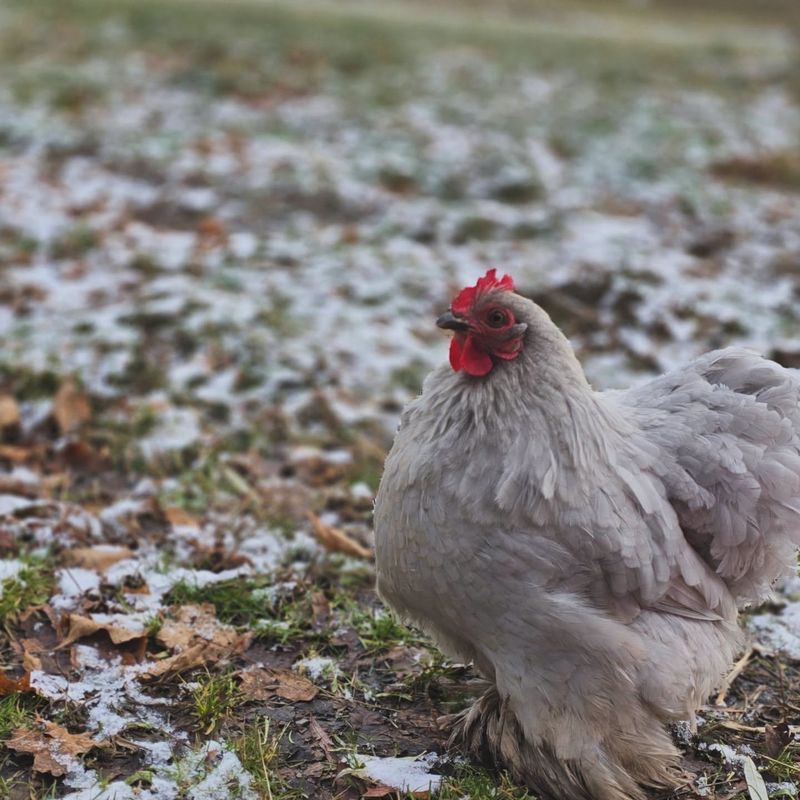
[0,556,54,629]
[189,670,242,734]
[438,764,536,800]
[232,717,305,800]
[3,0,786,115]
[165,577,313,645]
[0,694,37,740]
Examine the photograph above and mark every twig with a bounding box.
[715,647,753,706]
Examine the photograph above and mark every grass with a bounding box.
[438,765,536,800]
[0,694,36,741]
[0,556,54,630]
[2,0,793,113]
[165,577,316,646]
[232,718,305,800]
[190,670,243,734]
[166,578,271,625]
[350,605,415,652]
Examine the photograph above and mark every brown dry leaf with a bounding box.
[307,512,373,561]
[60,440,109,471]
[711,151,800,189]
[266,671,318,702]
[7,722,104,776]
[0,444,40,462]
[0,394,20,431]
[309,715,336,763]
[257,479,312,523]
[142,643,209,680]
[165,506,200,528]
[143,604,251,680]
[197,216,227,240]
[765,722,792,759]
[311,591,330,626]
[42,721,101,757]
[65,546,134,573]
[239,667,319,702]
[22,641,42,672]
[7,728,67,776]
[0,671,30,696]
[362,788,400,798]
[58,613,145,648]
[53,380,91,434]
[157,604,239,651]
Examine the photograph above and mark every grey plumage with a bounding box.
[374,287,800,800]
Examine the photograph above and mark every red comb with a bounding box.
[451,269,515,315]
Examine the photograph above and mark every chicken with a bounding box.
[373,269,800,800]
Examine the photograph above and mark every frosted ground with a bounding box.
[0,0,799,797]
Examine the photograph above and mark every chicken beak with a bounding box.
[436,311,469,331]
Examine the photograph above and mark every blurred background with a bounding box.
[0,1,799,798]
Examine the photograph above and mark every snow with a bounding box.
[0,558,24,589]
[749,600,800,661]
[358,752,442,794]
[57,567,101,598]
[33,656,169,738]
[295,656,338,681]
[59,741,254,800]
[183,742,256,800]
[0,495,37,515]
[139,407,204,458]
[699,742,757,766]
[766,783,798,799]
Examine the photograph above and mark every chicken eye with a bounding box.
[486,308,510,328]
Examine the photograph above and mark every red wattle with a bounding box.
[461,335,493,376]
[449,336,463,371]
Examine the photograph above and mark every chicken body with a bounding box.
[373,278,800,800]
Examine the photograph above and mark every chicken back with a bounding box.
[374,269,800,800]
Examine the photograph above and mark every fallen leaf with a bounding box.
[239,667,319,702]
[142,643,209,679]
[257,479,312,522]
[60,440,108,471]
[311,591,330,626]
[58,613,145,648]
[764,722,792,758]
[7,721,105,776]
[0,444,40,462]
[6,728,67,776]
[22,642,42,672]
[197,216,227,241]
[142,604,251,680]
[64,546,134,573]
[743,756,768,800]
[307,512,373,561]
[0,394,20,432]
[309,716,336,762]
[362,787,398,798]
[165,506,200,528]
[0,672,30,696]
[53,380,91,434]
[157,603,240,651]
[42,721,101,757]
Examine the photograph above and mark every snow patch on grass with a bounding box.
[357,752,442,794]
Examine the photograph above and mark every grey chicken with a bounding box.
[373,269,800,800]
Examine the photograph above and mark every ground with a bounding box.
[0,0,799,797]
